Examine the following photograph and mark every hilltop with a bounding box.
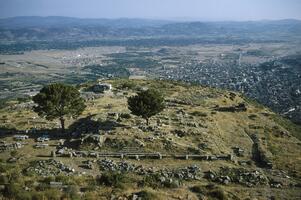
[0,79,300,199]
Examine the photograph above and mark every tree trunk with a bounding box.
[146,118,149,126]
[60,117,65,134]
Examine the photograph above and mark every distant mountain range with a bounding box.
[0,16,172,29]
[0,16,300,42]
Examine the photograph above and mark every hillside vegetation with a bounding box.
[0,79,300,199]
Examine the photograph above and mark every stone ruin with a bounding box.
[205,167,268,187]
[157,165,202,181]
[0,141,23,152]
[214,103,247,112]
[98,159,137,172]
[97,159,202,181]
[25,159,76,176]
[13,135,29,140]
[80,134,107,147]
[34,143,49,148]
[251,134,273,169]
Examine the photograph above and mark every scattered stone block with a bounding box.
[13,135,29,141]
[7,157,17,163]
[37,135,50,142]
[34,143,49,148]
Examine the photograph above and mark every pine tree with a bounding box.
[33,83,86,133]
[128,89,165,125]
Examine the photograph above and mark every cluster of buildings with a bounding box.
[151,57,300,124]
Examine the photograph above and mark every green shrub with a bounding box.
[136,190,157,200]
[96,172,127,188]
[83,184,97,192]
[42,189,62,200]
[190,184,228,200]
[208,188,228,200]
[190,185,204,193]
[36,182,48,191]
[85,176,97,186]
[64,185,80,200]
[17,96,32,103]
[4,183,32,200]
[7,168,22,183]
[24,179,35,188]
[55,175,74,185]
[140,173,180,189]
[119,113,132,119]
[0,164,10,173]
[82,191,99,200]
[10,150,19,157]
[31,192,45,200]
[3,183,21,198]
[0,175,8,184]
[119,81,136,90]
[139,173,161,188]
[15,191,32,200]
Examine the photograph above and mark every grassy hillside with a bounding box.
[0,79,300,199]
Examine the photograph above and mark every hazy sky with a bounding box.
[0,0,301,21]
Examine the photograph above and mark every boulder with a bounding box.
[81,134,107,147]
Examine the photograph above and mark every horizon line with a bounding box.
[1,15,301,22]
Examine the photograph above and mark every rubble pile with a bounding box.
[25,159,75,176]
[205,167,268,187]
[0,141,23,152]
[158,165,202,181]
[98,159,202,181]
[98,159,137,172]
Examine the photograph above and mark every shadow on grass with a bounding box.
[0,126,63,139]
[68,115,125,135]
[0,115,125,144]
[0,127,19,138]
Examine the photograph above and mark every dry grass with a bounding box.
[0,79,300,199]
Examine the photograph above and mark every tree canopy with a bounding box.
[33,83,86,133]
[128,89,165,125]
